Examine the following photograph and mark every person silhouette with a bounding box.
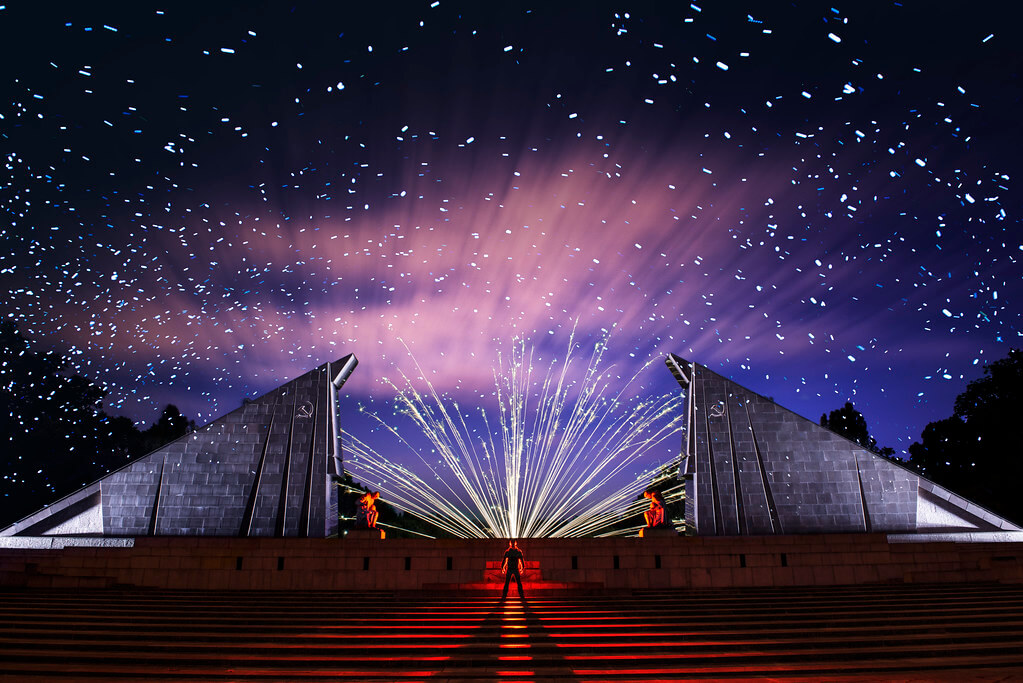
[500,540,525,599]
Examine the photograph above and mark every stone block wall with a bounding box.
[2,356,356,539]
[1,534,1021,591]
[670,357,1017,536]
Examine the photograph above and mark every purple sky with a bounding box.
[1,2,1019,474]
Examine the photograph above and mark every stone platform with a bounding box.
[344,527,385,540]
[422,560,603,594]
[2,533,1022,591]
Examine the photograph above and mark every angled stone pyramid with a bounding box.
[666,354,1020,536]
[1,356,358,538]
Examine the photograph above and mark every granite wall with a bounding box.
[2,356,357,538]
[667,355,1018,536]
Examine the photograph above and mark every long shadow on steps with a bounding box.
[466,595,582,680]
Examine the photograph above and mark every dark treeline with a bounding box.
[820,402,897,457]
[0,321,194,528]
[906,349,1023,525]
[823,348,1023,525]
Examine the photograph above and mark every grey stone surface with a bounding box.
[704,376,740,535]
[0,536,135,549]
[2,357,357,538]
[887,531,1023,543]
[691,378,715,534]
[666,355,1019,537]
[728,394,775,534]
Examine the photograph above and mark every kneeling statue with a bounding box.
[356,491,380,529]
[643,489,669,528]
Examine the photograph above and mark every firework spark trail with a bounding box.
[343,433,484,538]
[390,343,508,534]
[514,331,678,537]
[343,329,689,538]
[534,398,682,537]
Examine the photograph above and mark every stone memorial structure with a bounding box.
[1,356,358,538]
[1,355,1022,598]
[665,353,1020,536]
[3,352,1018,544]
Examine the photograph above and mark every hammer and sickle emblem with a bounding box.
[708,401,726,418]
[297,402,314,419]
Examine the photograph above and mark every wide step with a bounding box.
[2,584,1023,680]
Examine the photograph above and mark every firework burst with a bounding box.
[343,328,687,538]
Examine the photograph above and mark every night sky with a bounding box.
[2,1,1020,485]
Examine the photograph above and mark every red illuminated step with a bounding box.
[1,584,1022,680]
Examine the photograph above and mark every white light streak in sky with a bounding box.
[344,327,686,538]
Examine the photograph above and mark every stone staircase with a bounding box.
[3,583,1023,680]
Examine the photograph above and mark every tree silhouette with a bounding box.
[1,321,110,519]
[819,401,895,456]
[0,321,195,527]
[137,404,196,455]
[908,349,1023,523]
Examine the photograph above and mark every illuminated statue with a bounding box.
[356,491,380,529]
[643,489,669,528]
